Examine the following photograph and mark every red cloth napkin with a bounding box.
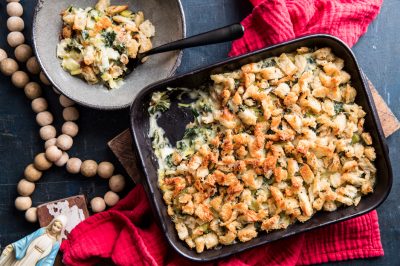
[61,185,383,266]
[61,0,385,265]
[230,0,383,56]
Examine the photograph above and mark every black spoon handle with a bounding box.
[144,23,245,56]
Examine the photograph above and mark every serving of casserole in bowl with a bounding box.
[32,0,185,109]
[130,34,392,261]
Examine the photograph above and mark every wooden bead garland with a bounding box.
[55,152,69,167]
[24,81,42,99]
[17,179,36,197]
[0,49,7,62]
[7,16,24,32]
[104,191,119,207]
[15,196,32,211]
[66,158,82,174]
[81,160,98,177]
[0,58,18,76]
[90,197,106,213]
[15,44,32,62]
[56,134,73,151]
[34,153,53,171]
[98,162,115,179]
[6,2,23,17]
[45,146,63,162]
[25,207,38,223]
[24,164,42,182]
[1,2,127,223]
[11,70,29,88]
[26,56,40,75]
[44,138,57,149]
[62,121,79,137]
[36,111,53,126]
[109,175,126,193]
[7,31,24,47]
[31,97,48,113]
[39,125,57,141]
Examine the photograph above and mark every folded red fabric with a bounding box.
[61,0,385,265]
[61,185,383,266]
[230,0,383,56]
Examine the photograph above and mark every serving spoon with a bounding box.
[127,23,245,72]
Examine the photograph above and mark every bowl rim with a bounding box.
[32,0,187,110]
[129,33,393,262]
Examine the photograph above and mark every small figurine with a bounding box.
[0,215,67,266]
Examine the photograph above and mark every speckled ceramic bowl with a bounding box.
[32,0,185,110]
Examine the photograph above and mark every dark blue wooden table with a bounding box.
[0,0,399,265]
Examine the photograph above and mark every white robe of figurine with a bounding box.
[0,215,67,266]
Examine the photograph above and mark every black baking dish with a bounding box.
[130,34,393,262]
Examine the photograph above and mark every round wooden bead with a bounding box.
[7,31,24,48]
[66,158,82,174]
[7,2,23,16]
[7,16,24,32]
[17,179,35,196]
[39,71,51,86]
[44,138,57,149]
[56,134,73,151]
[39,125,56,141]
[97,162,114,179]
[11,71,29,88]
[59,95,75,107]
[15,44,32,62]
[34,152,53,171]
[25,207,38,223]
[62,107,79,121]
[0,49,7,62]
[109,174,125,193]
[80,160,98,177]
[104,191,119,207]
[52,87,61,95]
[90,197,106,213]
[36,111,53,126]
[24,82,42,100]
[24,164,42,182]
[55,152,69,167]
[45,146,63,162]
[61,121,79,137]
[0,58,19,76]
[31,97,48,113]
[15,196,32,211]
[26,56,40,75]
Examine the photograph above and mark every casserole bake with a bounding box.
[130,34,392,261]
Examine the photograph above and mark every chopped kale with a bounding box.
[262,59,275,68]
[102,30,116,47]
[148,92,171,114]
[176,140,187,150]
[183,127,198,140]
[65,44,81,53]
[307,57,315,64]
[81,30,89,40]
[165,154,174,167]
[113,43,125,54]
[200,103,212,113]
[192,108,200,117]
[334,102,344,114]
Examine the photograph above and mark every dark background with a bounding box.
[0,0,399,265]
